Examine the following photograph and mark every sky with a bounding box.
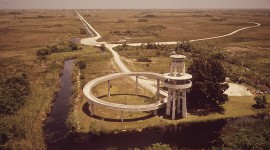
[0,0,270,9]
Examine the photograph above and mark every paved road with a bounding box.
[76,10,259,97]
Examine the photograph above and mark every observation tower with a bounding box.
[163,55,192,120]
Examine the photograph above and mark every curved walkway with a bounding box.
[83,72,166,112]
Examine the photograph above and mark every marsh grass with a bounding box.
[0,10,90,149]
[80,10,262,43]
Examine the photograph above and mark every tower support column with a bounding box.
[182,62,185,75]
[135,75,138,95]
[153,110,157,115]
[108,80,111,97]
[121,111,124,122]
[90,102,95,116]
[177,92,181,114]
[172,90,176,120]
[182,90,187,118]
[166,88,172,115]
[156,79,160,102]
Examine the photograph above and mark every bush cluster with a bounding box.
[110,25,167,37]
[80,28,87,34]
[175,41,194,53]
[0,73,30,115]
[99,44,106,51]
[136,57,152,62]
[75,61,86,70]
[36,41,80,59]
[137,18,148,22]
[254,95,267,108]
[219,118,270,149]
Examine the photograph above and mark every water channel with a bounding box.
[44,59,269,149]
[43,59,74,149]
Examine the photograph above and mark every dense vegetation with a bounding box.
[110,25,167,37]
[254,95,267,108]
[187,57,229,107]
[99,44,106,51]
[137,57,152,62]
[116,19,125,23]
[219,118,270,149]
[36,41,80,60]
[138,18,148,22]
[0,74,30,115]
[75,60,86,70]
[145,143,174,150]
[80,28,87,34]
[0,74,30,147]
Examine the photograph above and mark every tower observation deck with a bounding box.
[163,55,192,119]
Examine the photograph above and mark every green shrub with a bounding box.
[68,41,79,51]
[211,52,228,60]
[219,119,270,149]
[145,143,173,150]
[36,48,51,56]
[138,18,148,22]
[254,95,267,108]
[145,14,156,17]
[175,41,193,52]
[76,61,86,70]
[80,28,87,34]
[137,57,152,62]
[36,42,80,58]
[0,74,30,115]
[100,44,106,51]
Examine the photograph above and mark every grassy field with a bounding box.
[74,94,270,134]
[79,9,260,43]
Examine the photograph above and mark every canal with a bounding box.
[43,59,74,149]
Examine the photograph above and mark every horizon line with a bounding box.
[1,8,270,10]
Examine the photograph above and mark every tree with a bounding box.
[68,41,78,51]
[175,41,192,52]
[80,28,87,34]
[76,61,86,70]
[100,44,106,51]
[187,57,228,107]
[254,95,267,108]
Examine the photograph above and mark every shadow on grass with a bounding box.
[82,94,156,122]
[188,105,225,116]
[97,93,151,99]
[251,104,266,109]
[145,107,186,120]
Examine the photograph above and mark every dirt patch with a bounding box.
[224,83,253,96]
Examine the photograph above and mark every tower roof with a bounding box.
[170,55,186,59]
[163,73,192,80]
